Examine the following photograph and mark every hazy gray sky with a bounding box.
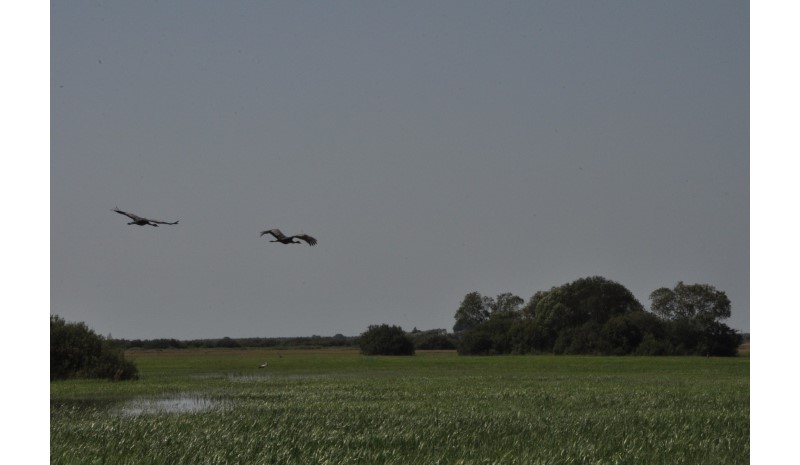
[51,1,749,339]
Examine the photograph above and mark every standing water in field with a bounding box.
[116,394,228,416]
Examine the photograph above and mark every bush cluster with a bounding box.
[358,324,415,355]
[454,277,742,356]
[408,329,457,350]
[50,315,139,381]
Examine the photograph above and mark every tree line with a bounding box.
[115,334,355,350]
[113,329,455,353]
[50,275,742,380]
[451,276,742,356]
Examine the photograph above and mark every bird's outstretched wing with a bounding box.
[293,234,317,246]
[112,208,178,225]
[112,208,144,222]
[260,229,287,240]
[149,218,179,225]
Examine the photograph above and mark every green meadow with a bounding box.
[51,348,749,465]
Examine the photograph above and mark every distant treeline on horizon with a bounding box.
[112,328,749,352]
[113,328,455,351]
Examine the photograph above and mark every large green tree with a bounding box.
[531,276,645,350]
[487,292,524,319]
[649,282,740,356]
[456,311,521,355]
[453,291,489,332]
[520,290,548,319]
[456,278,657,355]
[649,281,731,323]
[454,291,525,333]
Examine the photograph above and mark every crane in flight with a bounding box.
[260,228,317,246]
[112,208,179,227]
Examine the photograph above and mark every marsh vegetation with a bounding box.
[51,348,749,465]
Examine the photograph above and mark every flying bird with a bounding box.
[260,228,317,246]
[259,362,268,368]
[112,208,179,227]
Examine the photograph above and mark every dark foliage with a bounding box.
[649,282,741,356]
[51,315,138,381]
[453,291,489,332]
[116,335,358,349]
[507,320,546,354]
[409,329,457,350]
[456,315,517,355]
[453,276,742,357]
[123,338,188,349]
[553,322,605,355]
[663,318,741,356]
[650,282,731,322]
[358,324,415,356]
[533,277,645,336]
[599,311,666,355]
[215,337,241,348]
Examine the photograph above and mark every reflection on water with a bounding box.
[117,394,228,416]
[52,394,229,416]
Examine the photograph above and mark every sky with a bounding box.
[50,0,750,340]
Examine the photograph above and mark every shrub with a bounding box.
[508,319,549,354]
[554,322,605,355]
[358,324,415,355]
[50,315,138,381]
[413,333,457,350]
[456,329,494,355]
[457,317,516,355]
[635,334,669,356]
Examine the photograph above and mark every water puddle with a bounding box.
[116,394,228,416]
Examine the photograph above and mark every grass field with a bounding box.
[50,348,749,465]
